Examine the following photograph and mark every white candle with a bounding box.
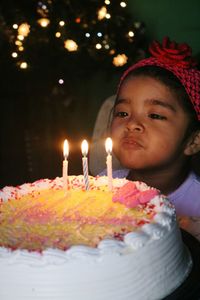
[81,139,89,190]
[105,137,113,191]
[62,139,69,191]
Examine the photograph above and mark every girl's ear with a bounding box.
[184,130,200,156]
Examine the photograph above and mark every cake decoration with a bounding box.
[0,176,158,252]
[112,181,159,208]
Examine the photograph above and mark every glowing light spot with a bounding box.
[97,32,102,37]
[37,18,50,27]
[134,22,141,29]
[11,52,18,58]
[59,79,64,84]
[17,35,24,41]
[128,31,134,37]
[55,32,61,38]
[59,20,65,26]
[13,24,18,29]
[98,7,107,20]
[85,33,90,38]
[75,18,81,23]
[120,1,127,7]
[15,40,22,46]
[113,54,128,67]
[18,23,30,37]
[18,46,24,51]
[109,49,115,55]
[64,39,78,51]
[20,62,28,69]
[96,43,102,49]
[105,13,111,19]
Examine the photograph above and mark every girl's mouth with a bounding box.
[122,137,143,149]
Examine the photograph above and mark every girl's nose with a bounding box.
[126,117,144,132]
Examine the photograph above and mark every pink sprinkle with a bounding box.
[138,189,159,204]
[112,182,159,208]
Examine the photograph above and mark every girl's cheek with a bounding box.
[111,127,123,142]
[111,121,119,135]
[111,118,123,128]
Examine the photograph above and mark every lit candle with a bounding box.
[81,139,89,190]
[105,137,113,190]
[62,139,69,191]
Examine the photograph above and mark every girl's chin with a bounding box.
[118,159,141,169]
[116,152,138,165]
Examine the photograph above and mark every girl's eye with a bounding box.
[148,113,167,120]
[114,111,128,118]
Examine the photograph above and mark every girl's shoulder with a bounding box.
[112,169,129,178]
[173,172,200,241]
[99,168,129,178]
[168,171,200,217]
[188,171,200,186]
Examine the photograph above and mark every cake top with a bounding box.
[0,176,174,253]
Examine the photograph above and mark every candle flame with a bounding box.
[105,137,112,154]
[63,139,69,159]
[81,139,89,156]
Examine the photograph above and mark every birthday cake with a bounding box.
[0,175,192,300]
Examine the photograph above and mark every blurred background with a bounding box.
[0,0,199,188]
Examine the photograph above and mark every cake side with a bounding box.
[0,176,193,300]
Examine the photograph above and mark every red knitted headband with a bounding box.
[119,37,200,121]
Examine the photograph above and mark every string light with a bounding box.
[37,1,49,16]
[98,7,107,20]
[41,4,47,10]
[128,31,134,37]
[17,35,24,41]
[75,18,81,23]
[59,21,65,26]
[134,21,141,28]
[113,53,128,66]
[120,2,127,7]
[18,23,30,37]
[18,46,24,51]
[20,62,28,69]
[109,49,116,55]
[15,40,22,46]
[58,79,64,84]
[55,32,61,38]
[11,52,18,58]
[37,18,50,27]
[64,39,78,51]
[5,1,145,70]
[96,43,102,49]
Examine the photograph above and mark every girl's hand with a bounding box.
[178,216,200,241]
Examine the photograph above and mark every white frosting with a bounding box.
[0,176,192,300]
[124,231,150,249]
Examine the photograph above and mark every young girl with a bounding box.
[108,37,200,222]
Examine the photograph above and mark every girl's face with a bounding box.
[111,75,191,172]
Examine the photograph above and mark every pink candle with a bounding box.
[105,137,113,191]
